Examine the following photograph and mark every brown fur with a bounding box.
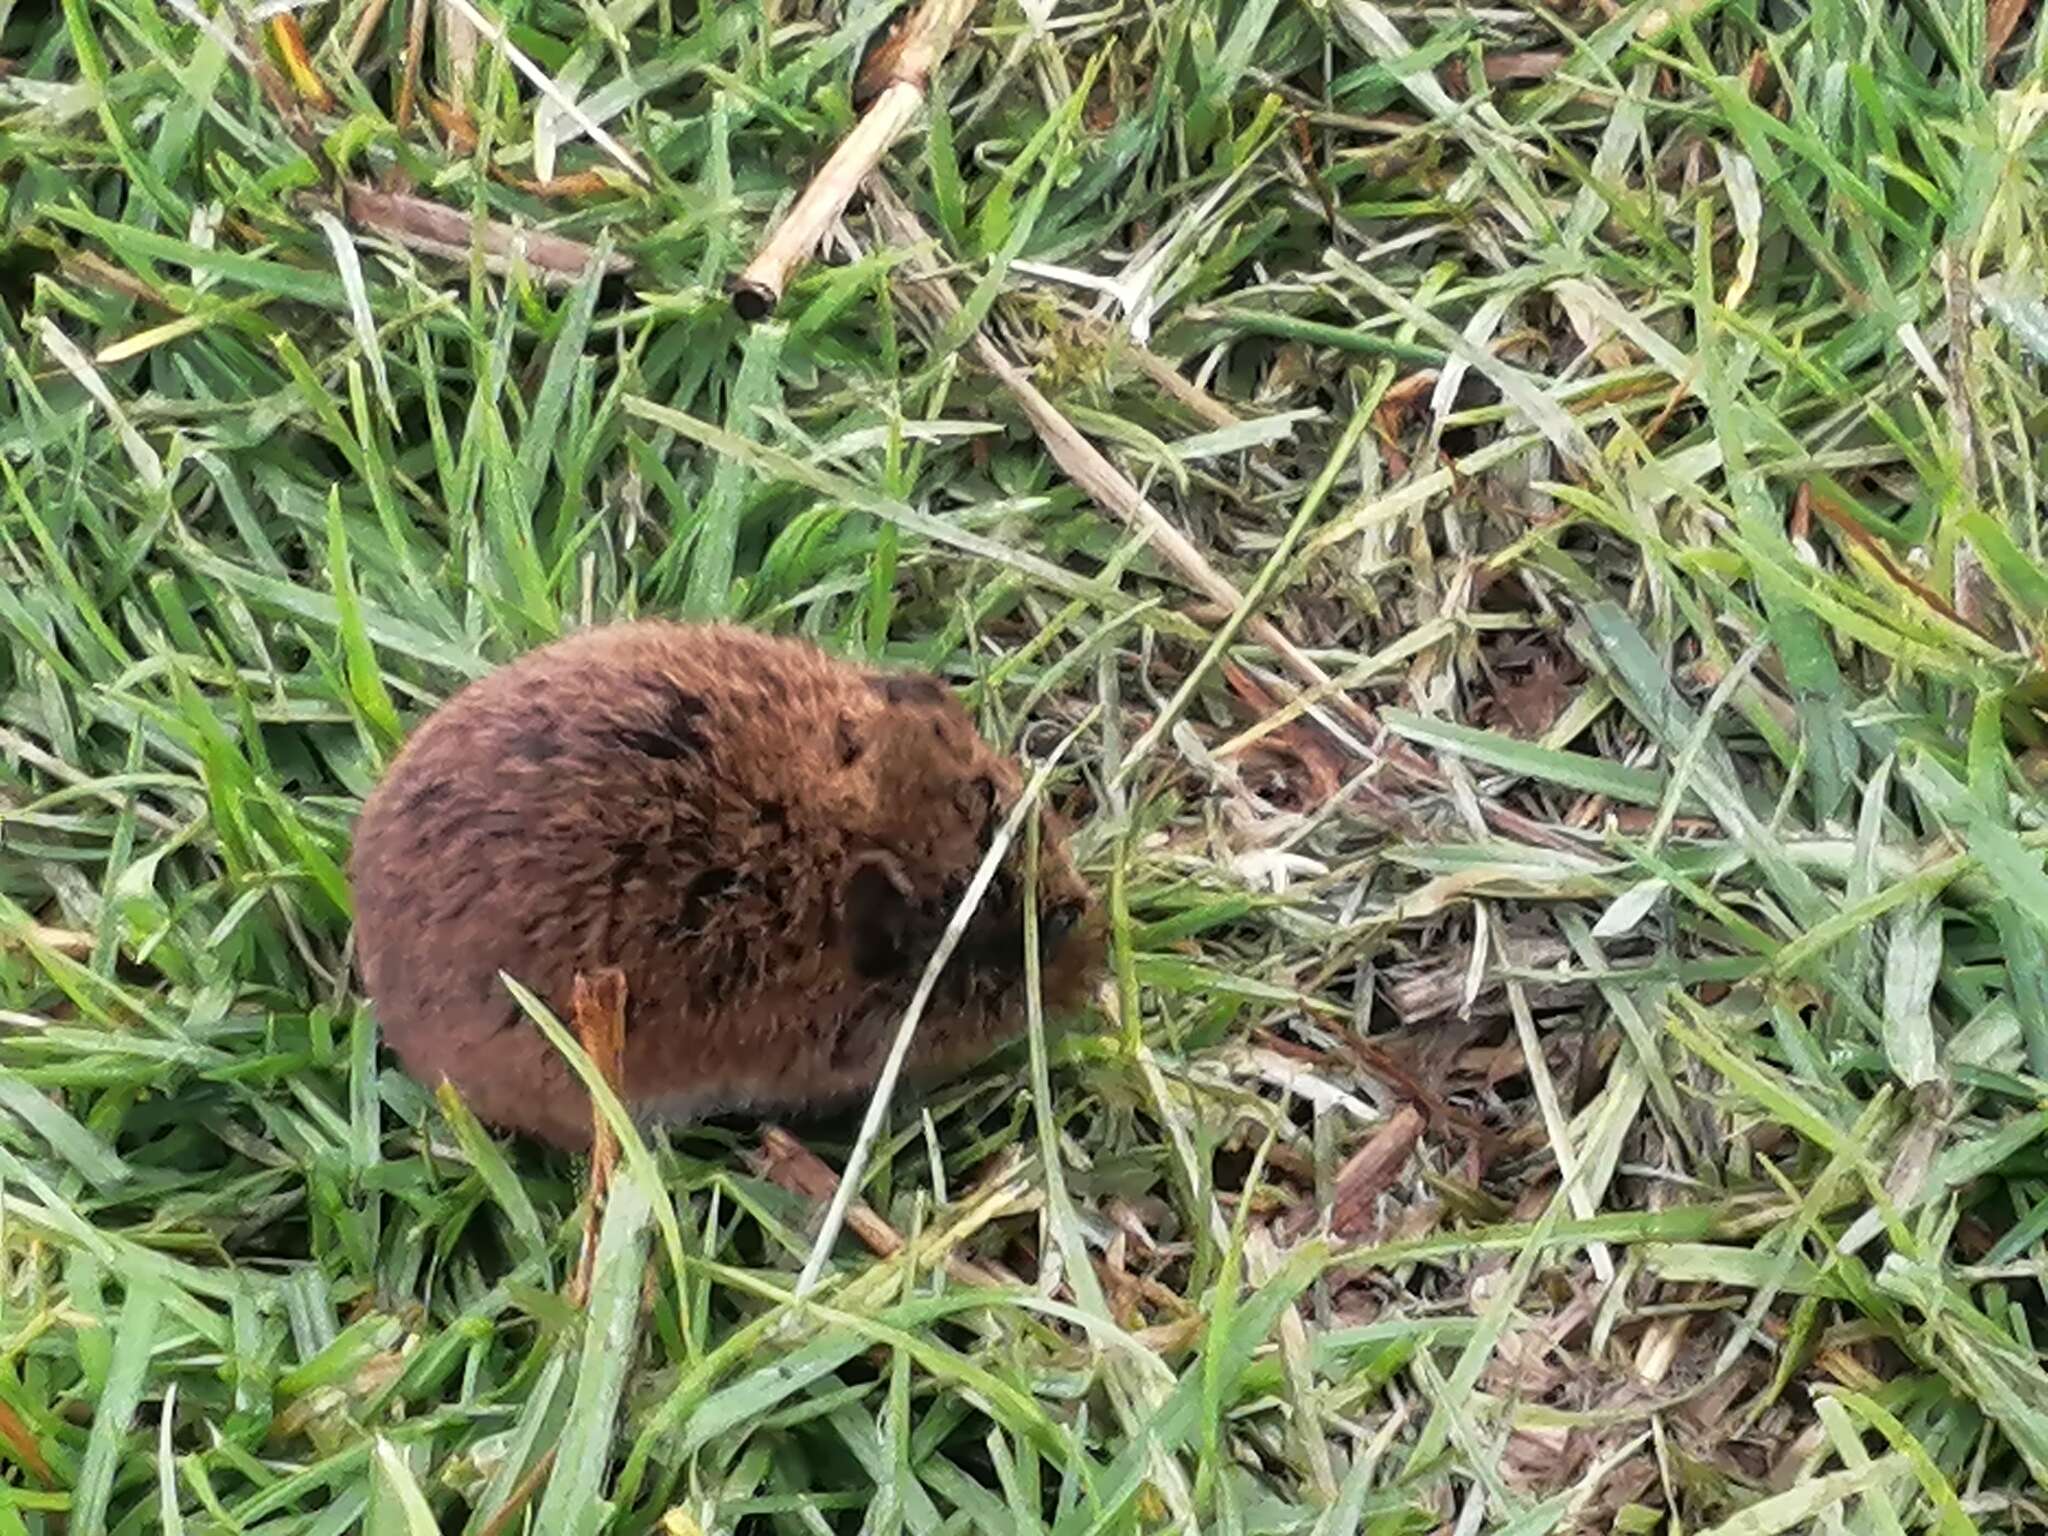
[348,621,1101,1149]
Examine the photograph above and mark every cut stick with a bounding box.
[731,81,923,319]
[731,0,975,318]
[863,181,1578,850]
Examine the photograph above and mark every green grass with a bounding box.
[4,0,2048,1531]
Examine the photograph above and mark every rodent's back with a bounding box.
[349,621,1095,1148]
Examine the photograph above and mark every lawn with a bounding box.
[4,0,2048,1531]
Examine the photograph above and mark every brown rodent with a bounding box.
[348,620,1100,1150]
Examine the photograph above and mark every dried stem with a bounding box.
[731,82,923,319]
[474,1447,558,1536]
[731,0,975,318]
[394,0,432,135]
[345,0,396,70]
[2,925,95,959]
[339,184,632,286]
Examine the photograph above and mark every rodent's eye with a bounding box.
[957,775,998,824]
[1042,899,1083,943]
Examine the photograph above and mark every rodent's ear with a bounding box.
[866,672,953,709]
[834,713,863,767]
[841,851,918,980]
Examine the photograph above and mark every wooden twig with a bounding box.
[338,184,632,286]
[567,967,627,1309]
[731,0,975,318]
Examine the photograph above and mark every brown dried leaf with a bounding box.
[1220,661,1347,812]
[1503,1423,1591,1498]
[1288,1103,1426,1240]
[1492,654,1577,738]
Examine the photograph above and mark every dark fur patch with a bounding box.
[829,1006,893,1070]
[435,885,479,924]
[398,775,450,815]
[509,724,560,763]
[611,726,692,761]
[654,680,711,749]
[441,804,526,845]
[845,863,919,980]
[670,867,736,939]
[1042,899,1083,944]
[611,682,711,761]
[962,776,1000,849]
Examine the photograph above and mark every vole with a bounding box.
[347,621,1100,1150]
